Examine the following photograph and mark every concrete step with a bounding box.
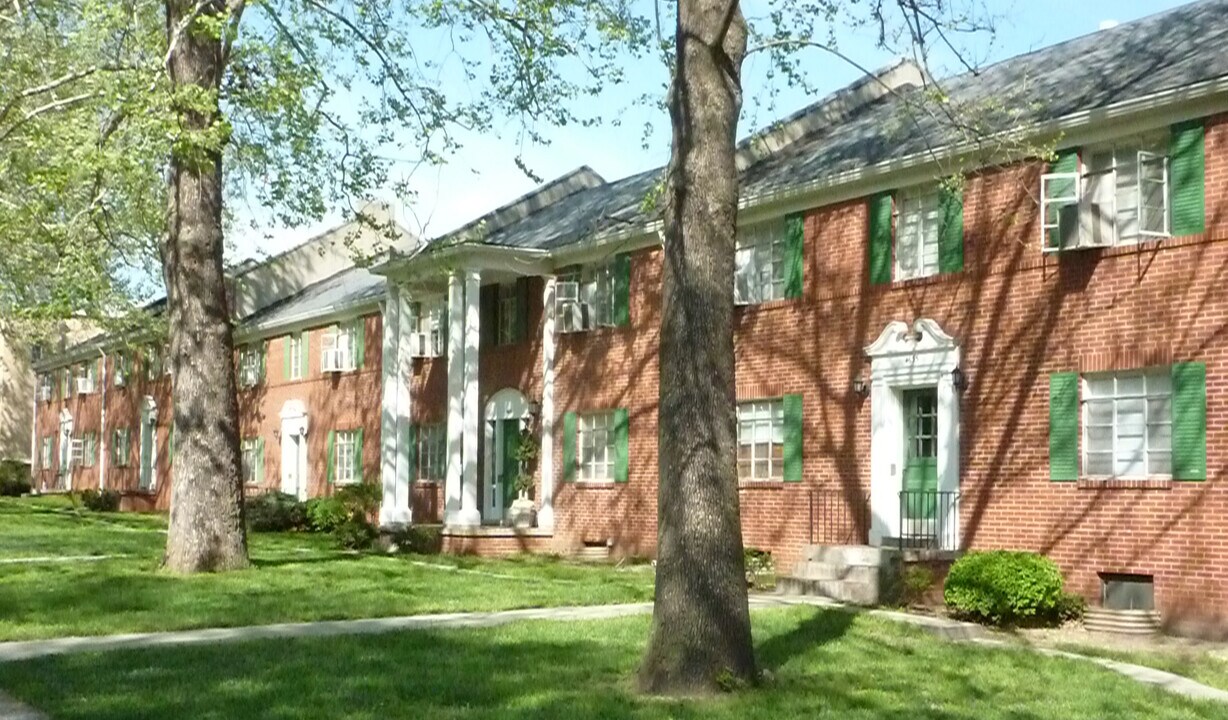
[777,575,880,606]
[802,544,896,567]
[790,560,881,584]
[1084,608,1161,635]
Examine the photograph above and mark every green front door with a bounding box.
[903,388,938,520]
[499,420,520,510]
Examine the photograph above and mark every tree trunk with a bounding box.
[162,0,249,573]
[639,0,753,696]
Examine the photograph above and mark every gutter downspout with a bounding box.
[98,349,107,491]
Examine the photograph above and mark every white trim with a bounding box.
[865,319,960,550]
[445,272,465,523]
[459,268,482,526]
[537,276,557,531]
[279,400,309,501]
[380,285,403,525]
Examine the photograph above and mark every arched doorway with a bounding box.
[482,388,533,524]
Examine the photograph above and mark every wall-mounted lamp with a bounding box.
[952,366,968,392]
[528,399,543,425]
[851,376,869,397]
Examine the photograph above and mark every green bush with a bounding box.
[1057,591,1087,622]
[246,492,307,532]
[79,488,121,512]
[944,550,1066,626]
[388,524,443,554]
[305,496,348,533]
[0,460,31,496]
[335,518,378,550]
[899,565,937,607]
[744,547,775,590]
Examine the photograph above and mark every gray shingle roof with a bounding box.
[241,265,384,330]
[453,0,1228,251]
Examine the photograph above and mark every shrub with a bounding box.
[744,547,775,590]
[1057,591,1087,623]
[246,492,307,532]
[335,518,378,550]
[899,565,937,607]
[334,482,381,517]
[944,550,1066,626]
[0,460,31,496]
[388,524,443,554]
[305,496,348,533]
[79,488,121,512]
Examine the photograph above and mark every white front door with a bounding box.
[281,427,308,500]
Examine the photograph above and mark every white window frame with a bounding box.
[737,400,785,481]
[556,261,617,333]
[38,375,52,402]
[408,301,446,358]
[239,346,262,387]
[334,430,359,485]
[41,436,53,469]
[75,363,96,395]
[146,349,161,381]
[577,411,615,482]
[113,429,131,467]
[1082,369,1173,480]
[416,423,446,481]
[241,438,261,485]
[1040,135,1171,253]
[321,325,356,372]
[734,220,787,305]
[114,353,128,387]
[894,186,942,280]
[287,334,304,380]
[69,437,85,469]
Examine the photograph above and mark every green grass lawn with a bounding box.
[0,497,654,641]
[0,607,1221,720]
[1052,643,1228,694]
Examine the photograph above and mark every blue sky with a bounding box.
[231,0,1193,261]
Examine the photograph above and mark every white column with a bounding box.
[394,288,415,523]
[379,285,401,526]
[458,268,482,526]
[537,276,557,531]
[867,378,901,546]
[936,374,961,551]
[445,271,465,524]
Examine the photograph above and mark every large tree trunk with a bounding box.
[162,0,249,573]
[639,0,753,696]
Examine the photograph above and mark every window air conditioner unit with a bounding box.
[38,387,52,402]
[321,348,351,373]
[75,377,93,395]
[409,332,434,358]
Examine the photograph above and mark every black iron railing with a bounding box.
[808,489,870,545]
[897,490,960,551]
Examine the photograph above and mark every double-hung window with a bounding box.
[895,187,942,280]
[75,362,97,394]
[145,348,161,381]
[556,257,628,333]
[333,429,360,485]
[416,423,446,481]
[241,438,263,485]
[40,436,53,470]
[239,345,263,387]
[1083,370,1172,478]
[114,353,129,387]
[286,333,305,380]
[38,374,52,402]
[577,411,615,482]
[496,283,521,346]
[737,400,785,481]
[1042,133,1171,251]
[112,428,130,467]
[321,324,359,372]
[735,220,787,305]
[69,436,85,469]
[407,301,446,357]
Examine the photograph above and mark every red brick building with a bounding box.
[30,1,1228,635]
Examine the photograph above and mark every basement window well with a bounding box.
[1100,573,1155,611]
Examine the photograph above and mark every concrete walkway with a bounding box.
[0,595,1224,707]
[0,692,46,720]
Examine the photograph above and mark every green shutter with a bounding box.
[784,213,804,299]
[1046,149,1080,250]
[515,278,530,342]
[562,412,577,482]
[256,438,265,485]
[354,428,364,482]
[1170,119,1206,236]
[1171,362,1207,481]
[613,408,629,483]
[326,431,336,485]
[299,331,310,377]
[353,320,366,369]
[282,335,293,380]
[404,423,417,483]
[614,253,631,327]
[868,192,894,285]
[1049,372,1079,482]
[782,394,803,482]
[938,185,964,273]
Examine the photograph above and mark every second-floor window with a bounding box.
[735,220,786,305]
[38,374,52,402]
[895,187,942,280]
[1042,134,1171,251]
[75,361,97,395]
[322,323,360,372]
[496,283,523,345]
[145,348,161,381]
[416,423,446,481]
[407,301,446,358]
[238,345,264,387]
[557,257,629,333]
[287,333,305,380]
[114,353,129,387]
